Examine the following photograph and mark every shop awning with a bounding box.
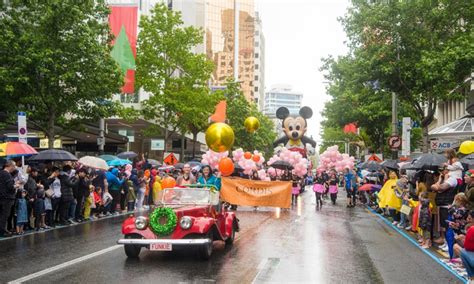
[429,115,474,138]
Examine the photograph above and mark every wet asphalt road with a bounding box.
[0,191,462,284]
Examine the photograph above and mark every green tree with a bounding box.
[0,0,123,148]
[135,3,220,155]
[320,55,393,153]
[218,81,276,159]
[341,0,474,152]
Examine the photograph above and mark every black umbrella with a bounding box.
[362,161,382,172]
[147,159,162,167]
[381,159,399,170]
[28,149,78,161]
[117,151,137,159]
[271,160,294,170]
[188,161,202,168]
[461,154,474,170]
[411,153,447,170]
[174,163,185,170]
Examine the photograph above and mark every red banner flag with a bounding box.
[109,6,138,94]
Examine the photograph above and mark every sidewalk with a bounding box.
[0,210,131,242]
[367,207,468,283]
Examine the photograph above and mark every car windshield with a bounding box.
[160,187,219,205]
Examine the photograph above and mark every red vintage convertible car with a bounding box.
[117,185,239,259]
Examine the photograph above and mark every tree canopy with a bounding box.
[135,3,221,150]
[217,81,276,159]
[321,0,474,153]
[0,0,123,148]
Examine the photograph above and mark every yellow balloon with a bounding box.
[205,123,235,152]
[460,140,474,155]
[244,116,260,133]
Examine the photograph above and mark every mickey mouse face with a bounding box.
[283,117,307,140]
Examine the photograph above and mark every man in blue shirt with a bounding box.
[343,168,356,208]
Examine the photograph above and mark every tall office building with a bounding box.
[161,0,260,101]
[254,11,265,109]
[263,85,303,133]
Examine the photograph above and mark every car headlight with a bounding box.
[135,216,148,230]
[179,216,193,230]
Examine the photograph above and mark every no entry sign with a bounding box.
[388,135,401,150]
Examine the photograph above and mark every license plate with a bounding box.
[150,243,172,251]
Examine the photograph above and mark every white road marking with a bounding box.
[252,258,280,284]
[7,245,122,284]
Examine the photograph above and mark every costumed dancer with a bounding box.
[292,177,300,205]
[327,171,339,205]
[313,171,325,209]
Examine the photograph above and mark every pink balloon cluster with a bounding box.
[201,150,229,170]
[318,145,355,172]
[267,148,309,177]
[231,148,265,176]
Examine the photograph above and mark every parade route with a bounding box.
[0,192,462,284]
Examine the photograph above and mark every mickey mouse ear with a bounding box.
[299,106,313,119]
[276,107,290,119]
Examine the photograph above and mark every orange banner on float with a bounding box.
[221,177,292,208]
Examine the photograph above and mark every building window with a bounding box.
[255,42,259,47]
[255,53,259,58]
[255,86,259,92]
[255,75,258,80]
[255,30,259,36]
[255,64,259,70]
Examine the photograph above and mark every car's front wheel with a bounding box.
[199,232,214,260]
[225,220,237,246]
[124,234,142,258]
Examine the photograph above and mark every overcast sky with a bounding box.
[257,0,350,142]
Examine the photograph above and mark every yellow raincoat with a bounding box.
[152,176,162,205]
[377,178,402,211]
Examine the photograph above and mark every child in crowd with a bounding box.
[443,193,470,253]
[126,179,136,212]
[83,185,95,220]
[15,190,28,235]
[93,187,103,217]
[34,184,47,230]
[102,188,113,216]
[418,191,432,249]
[396,175,411,230]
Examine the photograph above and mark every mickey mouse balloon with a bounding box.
[244,116,260,133]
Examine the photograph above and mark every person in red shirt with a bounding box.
[461,226,474,282]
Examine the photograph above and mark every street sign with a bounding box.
[150,139,165,151]
[163,153,179,166]
[401,117,411,156]
[97,137,105,146]
[388,135,401,150]
[430,140,456,150]
[17,112,27,144]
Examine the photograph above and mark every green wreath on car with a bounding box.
[149,207,177,236]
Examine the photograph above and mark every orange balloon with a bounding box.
[244,152,252,159]
[219,157,235,177]
[162,177,177,189]
[252,155,261,163]
[144,170,151,178]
